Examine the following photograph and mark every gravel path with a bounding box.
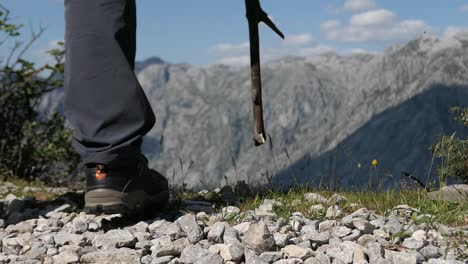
[0,184,466,264]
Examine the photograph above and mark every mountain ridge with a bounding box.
[40,33,468,189]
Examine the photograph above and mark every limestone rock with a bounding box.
[427,184,468,202]
[243,221,275,253]
[80,248,142,264]
[304,193,327,204]
[53,251,79,264]
[92,229,136,249]
[283,245,313,260]
[175,214,204,243]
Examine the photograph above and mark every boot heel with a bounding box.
[84,189,144,215]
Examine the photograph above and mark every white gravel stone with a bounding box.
[260,251,283,262]
[310,204,324,212]
[420,245,441,259]
[233,222,251,235]
[179,244,211,263]
[283,245,313,260]
[175,214,204,243]
[302,230,331,245]
[70,217,88,234]
[328,194,347,205]
[149,220,183,240]
[273,232,289,247]
[243,221,275,253]
[290,219,303,233]
[318,220,337,232]
[46,247,58,256]
[92,229,135,249]
[223,227,241,245]
[427,259,466,264]
[221,206,240,219]
[152,256,174,264]
[245,249,270,264]
[304,193,327,204]
[5,219,37,233]
[353,244,367,264]
[325,205,343,219]
[151,235,173,252]
[301,223,318,234]
[326,241,355,263]
[411,230,427,240]
[210,242,244,261]
[373,229,389,239]
[140,255,152,264]
[193,253,223,264]
[385,250,418,264]
[207,222,227,243]
[154,238,190,257]
[274,258,304,264]
[332,226,352,238]
[53,231,89,247]
[53,250,79,264]
[342,229,361,241]
[80,248,142,263]
[401,237,426,250]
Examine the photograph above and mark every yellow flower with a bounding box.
[372,159,378,167]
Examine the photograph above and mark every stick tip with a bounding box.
[253,133,266,146]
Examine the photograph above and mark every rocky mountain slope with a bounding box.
[40,33,468,189]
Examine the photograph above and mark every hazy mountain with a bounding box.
[40,33,468,189]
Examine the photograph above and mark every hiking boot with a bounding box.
[83,154,169,215]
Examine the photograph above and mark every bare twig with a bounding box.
[11,25,46,68]
[5,41,21,67]
[245,0,284,146]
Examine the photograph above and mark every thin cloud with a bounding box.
[444,26,468,38]
[349,48,376,54]
[344,0,376,12]
[30,40,62,66]
[211,42,249,54]
[212,33,320,65]
[283,34,314,46]
[350,9,395,27]
[325,9,430,43]
[47,40,62,49]
[321,20,341,30]
[462,5,468,12]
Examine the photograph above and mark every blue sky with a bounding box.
[2,0,468,66]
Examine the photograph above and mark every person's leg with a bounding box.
[64,0,155,169]
[64,0,168,215]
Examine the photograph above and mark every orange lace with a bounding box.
[95,164,107,180]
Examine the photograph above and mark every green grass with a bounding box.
[237,187,467,227]
[178,184,467,227]
[1,177,466,227]
[0,178,63,201]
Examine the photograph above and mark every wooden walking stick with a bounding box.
[245,0,284,146]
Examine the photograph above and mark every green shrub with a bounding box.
[0,6,79,184]
[431,107,468,184]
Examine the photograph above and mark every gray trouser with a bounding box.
[64,0,155,168]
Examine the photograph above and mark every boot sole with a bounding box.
[84,189,169,216]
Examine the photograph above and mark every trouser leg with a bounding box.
[64,0,155,168]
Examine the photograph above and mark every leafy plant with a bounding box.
[0,5,79,185]
[431,107,468,184]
